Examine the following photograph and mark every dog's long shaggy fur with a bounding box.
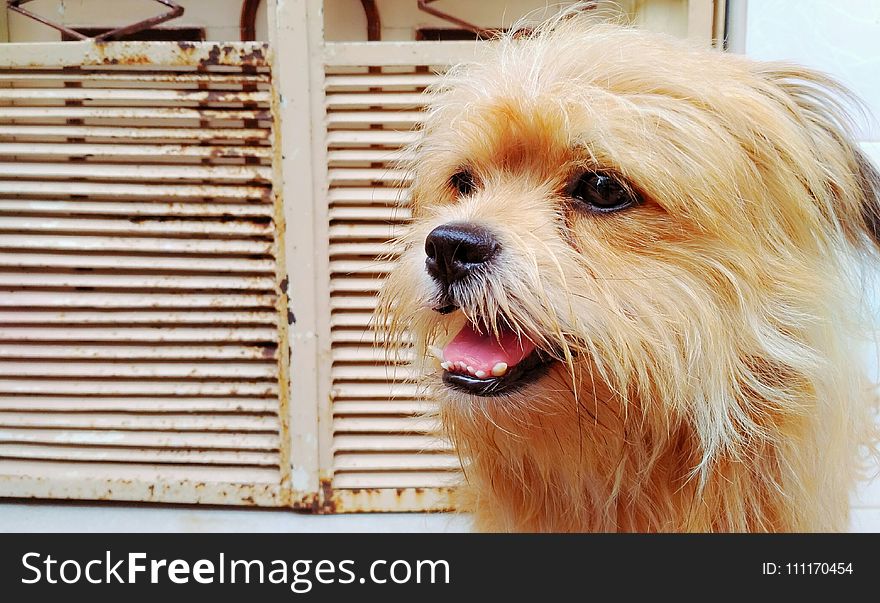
[377,11,880,532]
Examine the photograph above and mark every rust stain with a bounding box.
[199,45,224,68]
[319,479,337,513]
[292,492,320,513]
[94,44,154,65]
[241,45,266,65]
[290,479,337,514]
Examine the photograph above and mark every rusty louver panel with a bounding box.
[325,64,462,505]
[0,42,288,506]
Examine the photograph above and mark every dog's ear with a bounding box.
[755,65,880,252]
[853,146,880,248]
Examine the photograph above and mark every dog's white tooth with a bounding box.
[475,370,487,379]
[440,361,450,371]
[466,365,475,375]
[491,362,508,377]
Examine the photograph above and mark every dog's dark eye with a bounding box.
[570,172,638,213]
[450,170,476,197]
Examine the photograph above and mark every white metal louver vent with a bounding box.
[0,42,289,506]
[317,43,483,512]
[326,66,458,493]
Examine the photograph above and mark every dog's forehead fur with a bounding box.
[410,22,864,252]
[415,24,743,179]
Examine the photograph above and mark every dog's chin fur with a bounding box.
[377,9,880,532]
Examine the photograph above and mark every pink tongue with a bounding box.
[442,322,536,374]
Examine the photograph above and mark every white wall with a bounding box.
[742,0,879,141]
[739,0,880,532]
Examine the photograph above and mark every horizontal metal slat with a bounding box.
[0,380,278,396]
[0,162,272,183]
[0,291,276,309]
[328,168,409,185]
[332,434,448,452]
[0,180,269,200]
[0,443,279,466]
[330,295,385,311]
[0,428,278,450]
[0,40,270,69]
[0,234,273,255]
[326,112,422,129]
[329,224,398,240]
[0,253,275,273]
[333,416,438,433]
[0,124,270,142]
[330,205,412,222]
[332,471,458,489]
[330,310,380,329]
[0,459,282,491]
[332,364,418,381]
[0,142,272,160]
[0,106,270,122]
[0,412,278,431]
[330,276,386,294]
[0,88,271,103]
[330,326,378,345]
[329,241,401,257]
[0,343,276,360]
[324,73,439,90]
[326,148,407,167]
[0,216,272,237]
[0,362,276,380]
[332,400,432,415]
[325,92,428,109]
[0,199,273,218]
[332,381,419,399]
[0,396,277,413]
[0,326,277,342]
[0,309,276,325]
[0,273,276,291]
[331,328,401,347]
[328,187,408,204]
[326,130,418,147]
[333,452,458,471]
[331,346,410,363]
[0,72,271,84]
[330,259,397,276]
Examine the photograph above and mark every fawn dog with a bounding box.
[378,11,880,531]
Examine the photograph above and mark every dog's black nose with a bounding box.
[425,222,499,286]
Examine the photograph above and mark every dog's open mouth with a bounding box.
[439,320,554,396]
